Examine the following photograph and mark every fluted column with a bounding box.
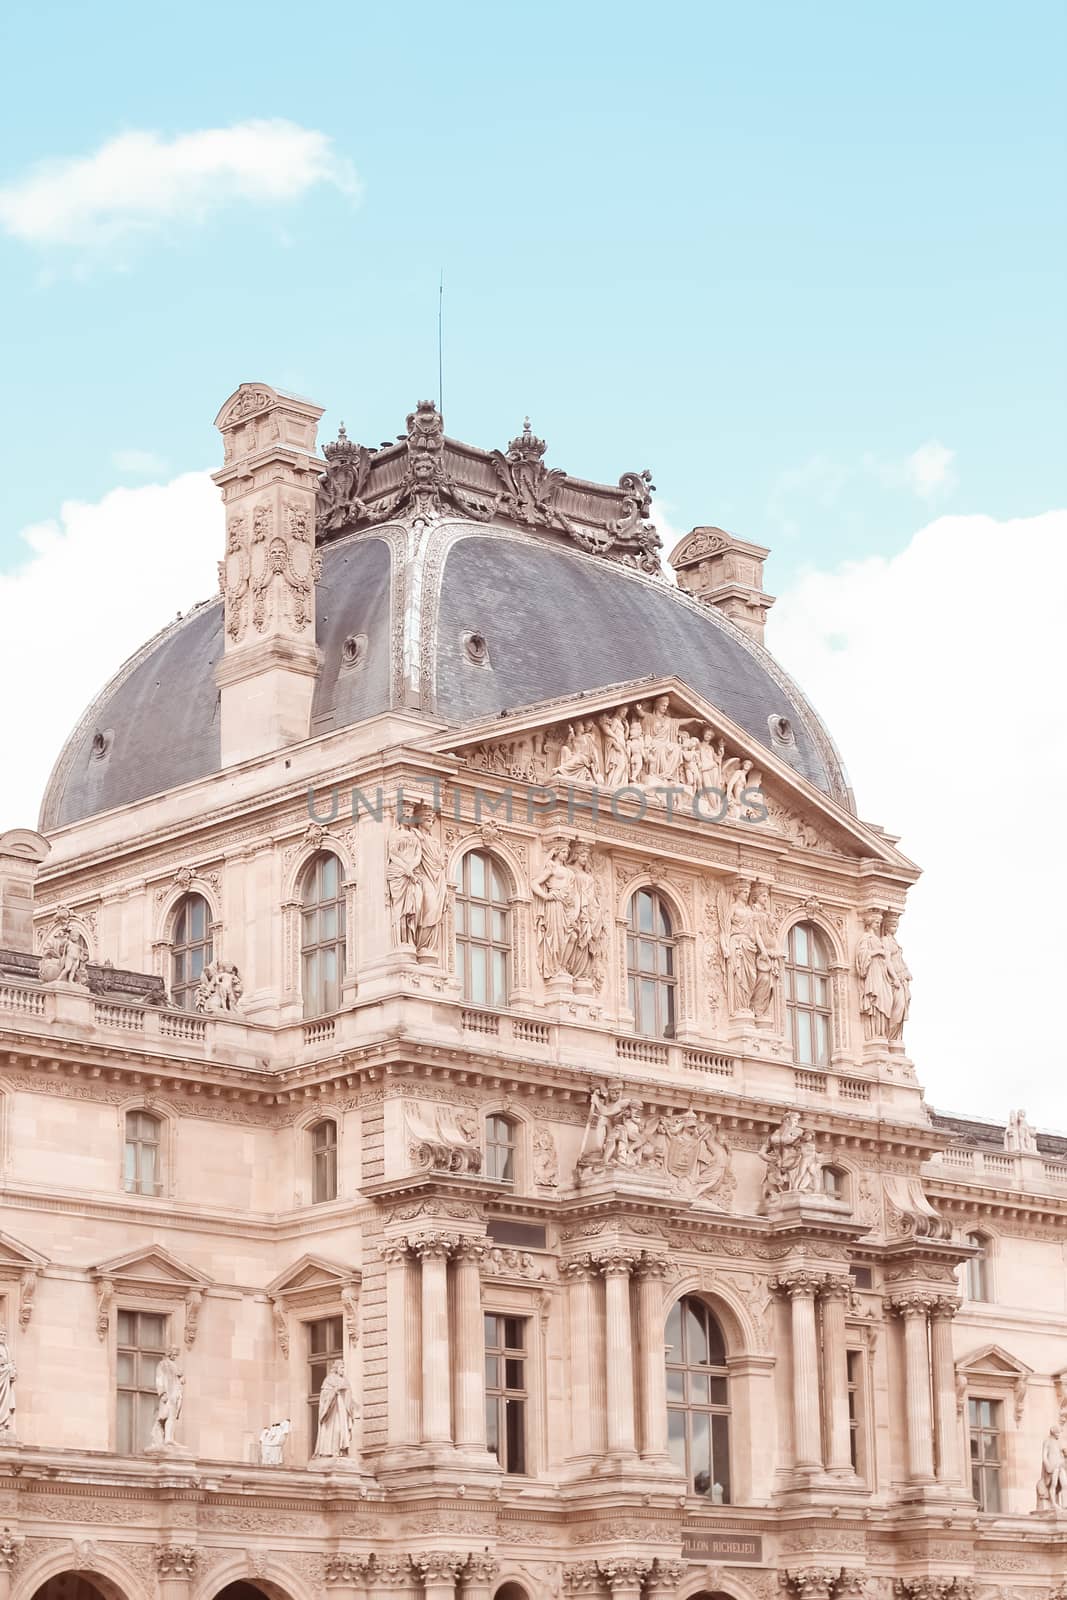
[453,1240,489,1452]
[773,1271,824,1469]
[931,1294,962,1484]
[563,1256,598,1460]
[634,1255,670,1460]
[462,1553,498,1600]
[889,1291,936,1482]
[820,1277,853,1473]
[415,1234,456,1445]
[381,1239,419,1447]
[601,1250,637,1457]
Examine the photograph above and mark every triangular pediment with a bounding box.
[425,675,915,870]
[267,1253,358,1300]
[958,1343,1033,1381]
[91,1245,212,1290]
[0,1230,48,1274]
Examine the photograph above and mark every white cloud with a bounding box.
[0,120,359,249]
[770,440,957,536]
[111,448,169,478]
[0,472,220,825]
[904,439,956,499]
[769,508,1067,1130]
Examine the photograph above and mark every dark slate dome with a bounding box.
[41,518,851,830]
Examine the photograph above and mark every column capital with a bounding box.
[373,1555,416,1587]
[465,1553,499,1581]
[782,1567,844,1600]
[412,1551,467,1582]
[893,1580,974,1600]
[598,1556,652,1591]
[155,1546,200,1579]
[930,1293,962,1319]
[633,1251,672,1280]
[561,1253,601,1282]
[646,1558,687,1593]
[453,1237,490,1265]
[378,1238,413,1265]
[594,1247,640,1278]
[885,1288,940,1317]
[771,1268,827,1299]
[818,1275,853,1302]
[411,1231,460,1261]
[563,1561,602,1594]
[325,1554,374,1584]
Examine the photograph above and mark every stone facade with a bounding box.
[0,385,1063,1600]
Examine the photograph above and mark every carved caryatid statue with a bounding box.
[882,909,911,1041]
[38,909,89,986]
[0,1328,16,1440]
[856,908,895,1041]
[758,1111,824,1202]
[531,841,577,979]
[386,804,447,956]
[563,843,606,985]
[718,879,778,1019]
[1037,1424,1067,1511]
[149,1346,184,1449]
[312,1360,357,1461]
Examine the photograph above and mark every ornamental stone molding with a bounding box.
[893,1581,976,1600]
[411,1550,468,1582]
[324,1553,373,1583]
[156,1544,199,1577]
[885,1289,943,1317]
[781,1569,848,1600]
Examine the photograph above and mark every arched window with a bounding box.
[785,921,832,1066]
[124,1109,162,1195]
[966,1232,991,1302]
[665,1295,731,1501]
[301,852,346,1019]
[171,893,213,1012]
[453,850,510,1007]
[486,1114,518,1183]
[822,1165,848,1203]
[310,1118,338,1203]
[626,889,676,1038]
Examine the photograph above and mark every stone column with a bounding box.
[324,1553,372,1599]
[563,1256,598,1460]
[819,1277,853,1473]
[773,1271,824,1470]
[600,1250,637,1458]
[462,1553,499,1600]
[155,1546,200,1600]
[599,1557,652,1600]
[412,1551,465,1599]
[453,1240,489,1452]
[634,1255,670,1460]
[415,1234,456,1445]
[931,1294,963,1484]
[381,1240,418,1447]
[889,1291,936,1482]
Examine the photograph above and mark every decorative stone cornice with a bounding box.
[156,1544,199,1577]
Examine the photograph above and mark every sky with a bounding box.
[0,1,1065,1125]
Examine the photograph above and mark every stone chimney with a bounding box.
[668,525,775,643]
[0,829,50,952]
[212,383,326,766]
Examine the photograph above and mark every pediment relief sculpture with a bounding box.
[576,1080,735,1206]
[758,1112,825,1203]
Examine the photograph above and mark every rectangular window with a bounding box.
[116,1309,167,1454]
[969,1396,1002,1512]
[307,1315,344,1454]
[485,1313,527,1474]
[311,1121,338,1204]
[846,1348,866,1478]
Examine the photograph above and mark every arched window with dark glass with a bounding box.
[453,850,510,1007]
[785,921,832,1065]
[310,1118,338,1203]
[171,893,212,1012]
[124,1109,162,1195]
[666,1295,731,1501]
[301,852,346,1019]
[486,1113,518,1183]
[626,889,676,1038]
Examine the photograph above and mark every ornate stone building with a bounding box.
[0,384,1063,1600]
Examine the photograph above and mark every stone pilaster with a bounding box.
[324,1552,373,1599]
[412,1550,466,1600]
[598,1557,652,1600]
[156,1545,200,1600]
[381,1239,420,1448]
[414,1233,458,1445]
[781,1568,843,1600]
[634,1254,671,1461]
[454,1239,489,1452]
[931,1294,963,1485]
[599,1249,638,1459]
[887,1290,938,1483]
[772,1270,825,1470]
[820,1276,854,1473]
[563,1256,599,1461]
[463,1553,499,1600]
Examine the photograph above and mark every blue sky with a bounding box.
[1,0,1064,580]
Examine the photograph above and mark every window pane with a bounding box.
[638,891,654,934]
[711,1412,731,1502]
[505,1397,526,1473]
[793,924,808,964]
[691,1409,712,1494]
[667,1409,686,1475]
[685,1301,708,1365]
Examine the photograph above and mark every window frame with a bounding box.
[968,1395,1003,1512]
[626,888,677,1039]
[845,1345,870,1481]
[822,1164,849,1204]
[485,1113,519,1185]
[123,1108,164,1197]
[453,849,512,1008]
[300,851,347,1020]
[170,892,214,1013]
[310,1117,339,1205]
[784,919,833,1067]
[665,1294,732,1502]
[965,1232,992,1303]
[484,1311,529,1476]
[306,1313,344,1457]
[116,1306,169,1455]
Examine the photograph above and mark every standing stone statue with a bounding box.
[312,1360,356,1461]
[882,909,911,1041]
[719,880,777,1018]
[259,1417,291,1466]
[386,804,447,956]
[38,910,89,986]
[563,842,606,984]
[195,960,243,1014]
[413,806,447,955]
[531,841,577,980]
[577,1079,646,1179]
[0,1328,16,1440]
[1005,1109,1039,1155]
[149,1346,185,1448]
[758,1111,823,1201]
[856,908,894,1041]
[1037,1424,1067,1511]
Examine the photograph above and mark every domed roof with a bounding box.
[41,517,851,830]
